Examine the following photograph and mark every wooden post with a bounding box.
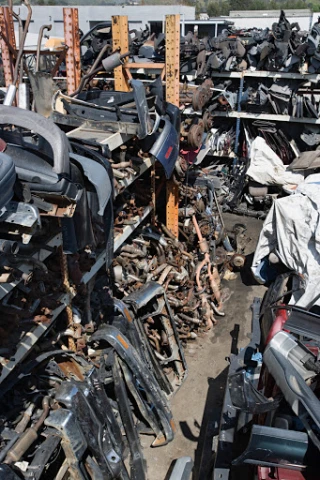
[112,15,130,92]
[165,14,180,238]
[63,8,81,95]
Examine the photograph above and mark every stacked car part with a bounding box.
[215,281,320,479]
[0,75,185,478]
[0,48,243,475]
[214,168,320,478]
[3,5,320,479]
[77,12,320,78]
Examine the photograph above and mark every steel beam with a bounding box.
[0,7,16,87]
[165,14,180,238]
[165,14,180,106]
[112,15,130,92]
[63,8,81,95]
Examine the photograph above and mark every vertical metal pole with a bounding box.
[234,74,244,168]
[0,6,16,87]
[165,14,180,106]
[112,15,130,92]
[165,14,180,238]
[151,163,156,226]
[63,8,81,95]
[59,245,76,352]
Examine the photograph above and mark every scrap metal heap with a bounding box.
[0,72,188,474]
[78,12,320,77]
[2,4,320,479]
[0,56,241,479]
[215,282,320,479]
[214,158,320,478]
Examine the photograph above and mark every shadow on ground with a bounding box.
[192,367,229,480]
[192,320,242,479]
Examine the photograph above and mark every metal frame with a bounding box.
[165,14,180,106]
[0,14,181,400]
[112,15,130,92]
[0,6,16,87]
[63,8,81,95]
[165,14,180,238]
[0,205,154,392]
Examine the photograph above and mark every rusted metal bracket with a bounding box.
[63,8,81,95]
[0,7,16,87]
[165,14,180,238]
[123,62,166,82]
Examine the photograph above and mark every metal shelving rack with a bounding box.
[183,107,320,125]
[0,204,154,387]
[0,233,63,301]
[215,70,320,125]
[210,70,320,80]
[185,69,320,157]
[0,172,154,389]
[0,14,182,390]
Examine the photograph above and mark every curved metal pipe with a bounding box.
[12,0,32,86]
[8,255,48,273]
[15,402,35,434]
[0,239,19,254]
[34,396,50,431]
[158,265,173,285]
[120,252,142,259]
[69,45,128,97]
[178,313,200,325]
[147,263,167,282]
[195,257,207,290]
[121,245,146,257]
[4,396,50,465]
[36,24,52,72]
[208,264,223,310]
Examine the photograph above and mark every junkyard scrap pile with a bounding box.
[0,4,320,480]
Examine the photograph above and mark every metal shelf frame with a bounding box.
[0,233,63,301]
[183,107,320,125]
[214,111,320,124]
[0,13,180,390]
[0,205,154,388]
[210,70,320,81]
[82,204,153,284]
[115,157,155,196]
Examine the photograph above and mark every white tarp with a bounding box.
[247,136,304,187]
[252,174,320,308]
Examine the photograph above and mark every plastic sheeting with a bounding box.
[252,174,320,308]
[247,137,304,187]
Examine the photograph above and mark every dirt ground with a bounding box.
[143,213,267,480]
